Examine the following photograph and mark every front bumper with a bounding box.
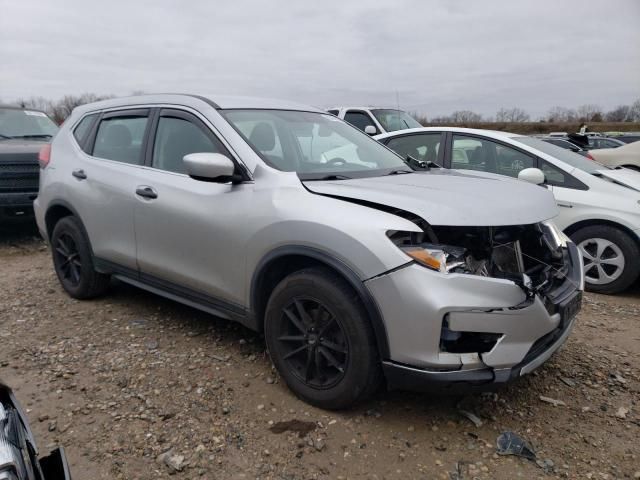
[366,242,583,391]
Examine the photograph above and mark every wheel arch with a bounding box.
[44,200,81,240]
[250,245,390,360]
[564,218,640,249]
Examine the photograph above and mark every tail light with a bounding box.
[585,152,595,161]
[38,144,51,168]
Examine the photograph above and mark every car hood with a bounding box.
[594,168,640,192]
[303,169,559,226]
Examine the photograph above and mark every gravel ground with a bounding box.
[1,225,639,480]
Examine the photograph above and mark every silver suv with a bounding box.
[34,94,583,409]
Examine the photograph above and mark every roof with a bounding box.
[72,93,323,116]
[374,126,523,140]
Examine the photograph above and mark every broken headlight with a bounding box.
[400,244,472,274]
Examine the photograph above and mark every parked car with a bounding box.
[539,136,594,158]
[585,137,626,150]
[608,133,640,145]
[377,127,640,294]
[0,380,71,479]
[0,106,58,222]
[327,107,422,135]
[588,140,640,171]
[35,94,582,409]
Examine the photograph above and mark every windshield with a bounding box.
[514,136,610,173]
[221,110,412,179]
[0,108,58,139]
[371,109,422,132]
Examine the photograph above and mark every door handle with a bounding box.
[72,169,87,180]
[557,202,573,208]
[135,186,158,199]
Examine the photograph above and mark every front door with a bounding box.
[133,108,251,308]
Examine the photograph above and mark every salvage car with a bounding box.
[0,381,71,479]
[378,127,640,294]
[35,94,582,409]
[0,106,58,223]
[327,107,422,135]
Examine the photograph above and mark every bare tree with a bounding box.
[495,107,530,122]
[605,105,630,122]
[546,106,577,123]
[576,104,603,122]
[449,110,482,123]
[14,96,52,113]
[49,93,113,123]
[628,99,640,122]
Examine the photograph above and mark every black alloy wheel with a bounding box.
[275,297,349,389]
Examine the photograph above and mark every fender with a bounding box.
[250,245,391,360]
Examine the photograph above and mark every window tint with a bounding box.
[451,135,534,177]
[386,133,441,164]
[152,115,225,174]
[93,115,148,164]
[73,114,97,150]
[344,111,377,133]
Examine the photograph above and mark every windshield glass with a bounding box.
[0,108,58,139]
[371,109,422,132]
[222,110,412,179]
[514,136,610,173]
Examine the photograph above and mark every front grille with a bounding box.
[0,163,39,192]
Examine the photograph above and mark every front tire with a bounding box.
[264,268,381,409]
[571,225,640,294]
[51,216,110,299]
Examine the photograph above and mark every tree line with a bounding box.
[7,93,640,125]
[421,100,640,124]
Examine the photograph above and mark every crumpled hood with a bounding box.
[595,168,640,192]
[304,169,559,226]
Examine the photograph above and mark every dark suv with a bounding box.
[0,106,58,222]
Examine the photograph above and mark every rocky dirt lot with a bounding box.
[1,225,639,480]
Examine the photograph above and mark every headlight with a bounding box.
[542,220,570,249]
[401,244,467,274]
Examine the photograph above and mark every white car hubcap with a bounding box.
[578,238,625,285]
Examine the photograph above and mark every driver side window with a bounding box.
[451,135,534,178]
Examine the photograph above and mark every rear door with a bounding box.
[133,108,252,309]
[69,108,151,270]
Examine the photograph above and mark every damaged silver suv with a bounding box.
[34,94,583,409]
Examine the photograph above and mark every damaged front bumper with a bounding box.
[366,242,583,392]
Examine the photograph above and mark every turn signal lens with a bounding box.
[402,247,446,272]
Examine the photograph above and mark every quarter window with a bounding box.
[92,114,149,164]
[73,114,98,152]
[386,133,441,164]
[344,111,378,133]
[451,135,534,177]
[152,115,226,174]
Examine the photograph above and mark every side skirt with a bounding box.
[94,257,253,330]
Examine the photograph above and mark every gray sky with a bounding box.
[1,0,639,118]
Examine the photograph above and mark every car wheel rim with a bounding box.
[578,237,625,285]
[54,233,82,287]
[276,297,349,389]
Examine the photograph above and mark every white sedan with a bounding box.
[376,127,640,294]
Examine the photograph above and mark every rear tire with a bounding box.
[264,267,381,409]
[570,225,640,294]
[51,216,110,299]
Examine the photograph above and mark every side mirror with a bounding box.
[518,167,546,185]
[364,125,377,135]
[184,152,236,182]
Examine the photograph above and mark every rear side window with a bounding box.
[92,112,149,164]
[72,114,98,152]
[327,109,339,116]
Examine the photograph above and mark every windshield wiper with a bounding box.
[387,169,413,175]
[10,134,53,139]
[304,174,352,181]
